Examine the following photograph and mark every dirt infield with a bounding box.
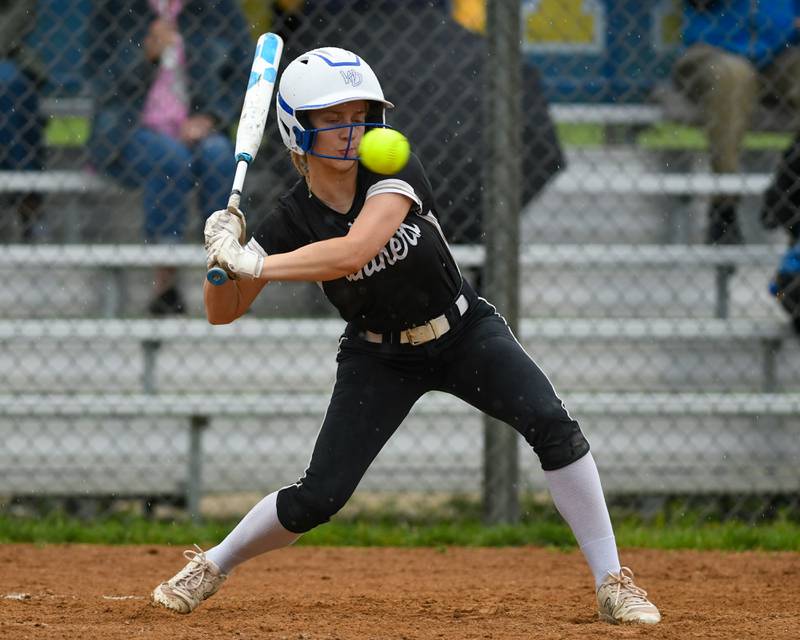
[1,544,798,639]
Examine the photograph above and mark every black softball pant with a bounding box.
[276,290,590,534]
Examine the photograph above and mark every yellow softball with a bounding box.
[358,128,410,175]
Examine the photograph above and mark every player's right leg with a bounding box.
[271,339,427,534]
[152,338,427,613]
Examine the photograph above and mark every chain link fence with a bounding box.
[1,0,798,522]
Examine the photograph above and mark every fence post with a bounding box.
[482,0,521,525]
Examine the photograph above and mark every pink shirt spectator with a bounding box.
[141,0,189,139]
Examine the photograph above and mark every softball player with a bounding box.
[152,47,661,625]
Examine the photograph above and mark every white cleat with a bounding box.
[152,545,227,614]
[596,566,661,624]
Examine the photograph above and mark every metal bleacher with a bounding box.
[2,104,798,508]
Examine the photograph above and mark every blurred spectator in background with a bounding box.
[767,241,800,334]
[761,116,800,247]
[0,0,45,242]
[673,0,800,245]
[761,110,800,334]
[87,0,249,315]
[270,0,564,285]
[267,0,306,44]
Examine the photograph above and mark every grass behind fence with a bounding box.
[556,122,791,149]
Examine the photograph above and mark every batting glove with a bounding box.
[204,207,246,249]
[210,234,264,279]
[205,233,230,270]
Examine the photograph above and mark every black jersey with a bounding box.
[249,153,463,332]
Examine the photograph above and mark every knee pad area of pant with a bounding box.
[276,484,343,534]
[529,419,590,471]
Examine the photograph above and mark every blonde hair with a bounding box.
[290,151,312,195]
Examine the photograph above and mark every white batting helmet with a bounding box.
[276,47,394,155]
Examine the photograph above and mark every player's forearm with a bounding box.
[259,237,371,281]
[203,278,244,324]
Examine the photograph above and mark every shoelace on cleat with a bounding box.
[605,567,650,608]
[172,544,213,594]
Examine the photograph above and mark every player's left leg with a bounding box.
[438,306,660,624]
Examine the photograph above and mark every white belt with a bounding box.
[363,294,469,346]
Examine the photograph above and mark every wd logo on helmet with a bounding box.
[340,69,363,87]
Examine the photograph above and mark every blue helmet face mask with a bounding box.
[293,119,392,162]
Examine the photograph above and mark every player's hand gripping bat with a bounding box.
[207,32,284,285]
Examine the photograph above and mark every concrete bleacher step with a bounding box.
[1,392,797,496]
[4,272,782,320]
[2,336,795,393]
[0,318,796,394]
[0,243,788,319]
[523,147,783,245]
[523,263,784,319]
[4,264,782,320]
[3,415,795,496]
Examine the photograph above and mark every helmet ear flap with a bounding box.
[294,126,314,152]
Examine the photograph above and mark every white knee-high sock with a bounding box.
[205,491,300,574]
[543,452,621,588]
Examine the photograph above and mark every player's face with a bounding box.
[308,100,368,167]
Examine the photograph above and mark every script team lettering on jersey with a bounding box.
[346,222,422,282]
